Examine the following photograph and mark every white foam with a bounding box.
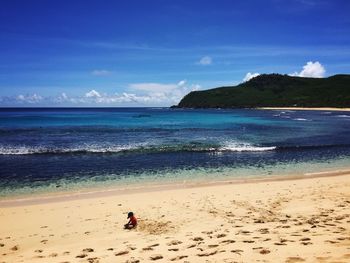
[0,146,37,155]
[293,118,308,121]
[0,141,276,155]
[336,115,350,118]
[219,142,276,152]
[0,143,149,155]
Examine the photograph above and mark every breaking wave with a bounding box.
[0,141,277,155]
[2,142,349,156]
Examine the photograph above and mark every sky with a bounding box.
[0,0,349,107]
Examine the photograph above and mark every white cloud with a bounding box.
[291,61,325,78]
[177,80,186,87]
[85,89,101,98]
[91,69,111,76]
[16,93,43,103]
[197,56,212,65]
[243,72,260,82]
[0,81,202,106]
[54,92,73,103]
[61,92,68,100]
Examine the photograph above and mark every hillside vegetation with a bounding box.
[175,74,350,108]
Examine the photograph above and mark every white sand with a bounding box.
[1,171,350,262]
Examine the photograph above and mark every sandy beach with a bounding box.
[258,107,350,111]
[1,172,350,263]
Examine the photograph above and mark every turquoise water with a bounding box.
[1,108,350,197]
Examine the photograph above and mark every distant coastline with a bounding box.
[176,74,350,109]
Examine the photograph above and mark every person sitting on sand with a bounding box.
[124,212,137,229]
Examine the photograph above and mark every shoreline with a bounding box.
[257,107,350,111]
[1,167,350,208]
[1,168,350,262]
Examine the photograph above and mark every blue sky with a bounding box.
[0,0,349,106]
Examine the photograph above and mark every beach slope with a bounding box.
[1,173,350,262]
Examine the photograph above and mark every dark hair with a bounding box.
[127,212,134,218]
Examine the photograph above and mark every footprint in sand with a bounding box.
[197,250,218,257]
[259,249,270,254]
[149,254,163,260]
[49,253,58,257]
[0,243,4,247]
[186,243,197,248]
[168,248,179,251]
[274,242,287,246]
[166,240,182,246]
[170,255,188,261]
[208,244,219,248]
[125,258,140,263]
[192,237,204,241]
[115,250,129,256]
[301,241,312,245]
[127,245,137,250]
[231,249,243,255]
[148,243,160,248]
[220,239,235,244]
[82,248,94,253]
[87,257,100,263]
[76,253,88,258]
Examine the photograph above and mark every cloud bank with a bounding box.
[0,80,200,107]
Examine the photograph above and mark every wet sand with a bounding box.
[1,171,350,262]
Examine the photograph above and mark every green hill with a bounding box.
[175,74,350,108]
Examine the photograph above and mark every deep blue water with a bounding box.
[1,107,350,196]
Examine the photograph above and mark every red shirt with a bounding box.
[129,216,137,226]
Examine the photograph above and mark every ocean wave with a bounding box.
[2,142,348,156]
[0,141,276,155]
[336,115,350,118]
[0,144,146,155]
[293,118,309,121]
[219,142,276,152]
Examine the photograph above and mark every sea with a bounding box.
[1,107,350,198]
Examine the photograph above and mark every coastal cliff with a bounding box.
[175,74,350,108]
